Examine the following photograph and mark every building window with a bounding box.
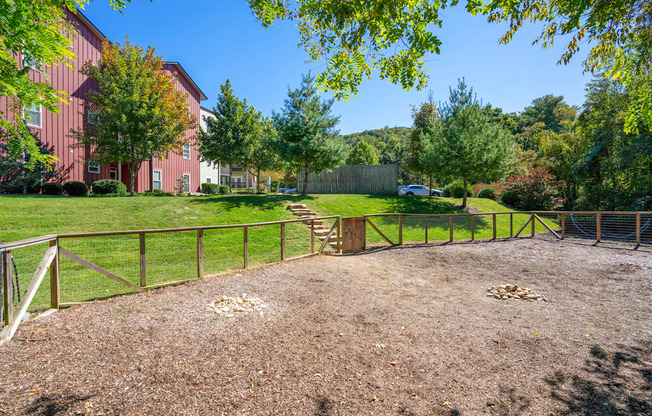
[182,174,190,193]
[153,170,162,190]
[87,110,98,124]
[24,103,41,128]
[110,168,117,180]
[206,177,212,183]
[183,143,190,159]
[88,161,100,173]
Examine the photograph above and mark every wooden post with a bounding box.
[449,215,454,242]
[424,216,428,244]
[596,213,601,243]
[280,223,286,261]
[492,214,497,240]
[311,219,315,253]
[398,215,403,245]
[196,229,204,280]
[336,217,341,253]
[471,215,475,241]
[531,213,536,237]
[636,213,641,246]
[139,233,147,286]
[243,226,248,269]
[49,239,59,309]
[561,214,566,240]
[2,250,13,326]
[510,213,513,237]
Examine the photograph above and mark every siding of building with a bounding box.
[0,10,205,193]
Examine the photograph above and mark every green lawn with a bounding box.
[0,194,556,312]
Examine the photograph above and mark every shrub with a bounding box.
[270,180,280,193]
[41,182,64,195]
[477,186,497,200]
[140,189,173,197]
[500,167,563,210]
[201,182,220,194]
[443,180,474,198]
[218,185,229,194]
[63,181,89,196]
[93,179,127,196]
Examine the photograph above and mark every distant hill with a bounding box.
[341,126,413,150]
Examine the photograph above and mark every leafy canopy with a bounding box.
[72,38,196,195]
[347,140,379,165]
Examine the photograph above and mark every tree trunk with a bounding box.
[228,165,233,193]
[302,164,309,196]
[462,178,468,209]
[429,174,433,198]
[256,168,261,193]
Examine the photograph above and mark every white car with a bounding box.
[398,184,443,196]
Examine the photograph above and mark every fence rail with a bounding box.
[1,210,650,345]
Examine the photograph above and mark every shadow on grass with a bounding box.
[188,194,308,211]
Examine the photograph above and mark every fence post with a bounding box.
[243,226,248,269]
[2,250,12,326]
[398,215,403,245]
[531,213,536,237]
[280,222,286,261]
[471,215,475,241]
[449,215,454,242]
[424,216,428,244]
[311,219,315,253]
[596,213,601,244]
[49,239,60,309]
[510,213,513,237]
[636,213,641,246]
[196,229,204,280]
[561,213,566,240]
[337,216,341,253]
[492,214,497,240]
[139,233,147,286]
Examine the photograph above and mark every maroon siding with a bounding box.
[0,10,204,193]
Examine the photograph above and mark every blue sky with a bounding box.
[82,0,592,134]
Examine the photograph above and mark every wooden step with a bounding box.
[312,228,331,235]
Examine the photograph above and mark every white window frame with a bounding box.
[206,177,212,183]
[182,174,190,193]
[24,103,42,128]
[110,167,118,180]
[88,161,100,174]
[153,170,162,190]
[183,143,190,159]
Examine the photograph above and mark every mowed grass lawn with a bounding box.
[1,194,553,311]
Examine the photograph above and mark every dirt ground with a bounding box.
[1,237,650,416]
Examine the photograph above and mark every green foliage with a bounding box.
[140,189,173,197]
[407,94,438,175]
[270,180,280,193]
[346,140,379,165]
[443,180,474,199]
[249,120,282,192]
[517,95,577,136]
[273,74,346,195]
[40,182,63,195]
[201,182,220,194]
[0,134,57,194]
[63,181,89,196]
[477,186,497,200]
[419,79,515,208]
[92,179,127,196]
[71,38,196,196]
[219,185,230,194]
[500,167,563,211]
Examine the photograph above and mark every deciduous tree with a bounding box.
[347,140,379,165]
[72,38,196,196]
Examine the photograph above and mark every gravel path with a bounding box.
[1,237,650,415]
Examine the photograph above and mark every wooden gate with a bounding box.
[342,217,366,253]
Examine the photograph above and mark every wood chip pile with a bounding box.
[205,294,266,317]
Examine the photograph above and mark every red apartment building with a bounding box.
[0,9,207,193]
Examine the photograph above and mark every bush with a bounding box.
[218,185,229,194]
[63,181,89,196]
[443,180,474,198]
[270,180,280,193]
[41,182,64,195]
[477,186,497,200]
[500,167,563,210]
[140,189,173,197]
[201,182,220,194]
[93,179,127,196]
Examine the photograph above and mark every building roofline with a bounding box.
[200,106,215,114]
[164,62,208,101]
[75,9,110,42]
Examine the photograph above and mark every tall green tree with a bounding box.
[248,1,651,131]
[1,0,133,167]
[248,118,281,193]
[517,95,577,135]
[419,79,515,208]
[71,39,196,196]
[273,74,346,196]
[407,94,438,189]
[198,79,259,193]
[346,140,379,165]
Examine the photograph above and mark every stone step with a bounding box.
[287,204,307,209]
[290,208,312,213]
[319,235,341,242]
[293,211,315,216]
[312,228,331,235]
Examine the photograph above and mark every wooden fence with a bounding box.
[298,164,398,195]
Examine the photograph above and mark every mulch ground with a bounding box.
[1,237,650,415]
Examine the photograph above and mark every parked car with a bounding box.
[279,188,297,194]
[398,184,443,196]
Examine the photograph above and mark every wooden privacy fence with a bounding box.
[0,216,341,345]
[298,164,398,195]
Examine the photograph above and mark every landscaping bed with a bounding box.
[0,238,650,415]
